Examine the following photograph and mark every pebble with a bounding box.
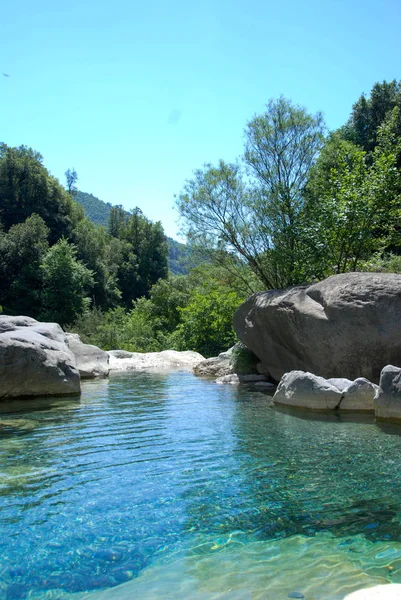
[288,593,305,599]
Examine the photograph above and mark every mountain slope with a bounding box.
[73,190,190,275]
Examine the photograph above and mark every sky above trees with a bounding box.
[1,0,400,239]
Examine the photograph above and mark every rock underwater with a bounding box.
[234,272,401,383]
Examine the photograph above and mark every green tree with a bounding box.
[0,144,83,243]
[0,214,49,316]
[40,239,94,326]
[172,287,243,357]
[177,97,325,289]
[305,133,400,275]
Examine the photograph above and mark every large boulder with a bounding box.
[273,371,376,411]
[234,273,401,383]
[65,333,109,379]
[0,316,80,398]
[108,349,204,372]
[373,365,401,420]
[273,371,343,409]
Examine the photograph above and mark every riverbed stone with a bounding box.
[327,378,353,392]
[341,377,378,410]
[343,584,401,599]
[273,371,343,410]
[216,374,241,385]
[108,349,204,372]
[66,333,109,379]
[373,365,401,420]
[0,316,80,398]
[234,272,401,383]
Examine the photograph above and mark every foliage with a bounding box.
[340,80,401,155]
[0,144,83,244]
[171,286,244,357]
[40,239,94,327]
[177,97,326,289]
[0,214,49,316]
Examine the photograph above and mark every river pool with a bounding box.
[1,371,401,600]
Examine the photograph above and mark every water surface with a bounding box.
[1,372,401,599]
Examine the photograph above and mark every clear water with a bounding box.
[1,372,401,600]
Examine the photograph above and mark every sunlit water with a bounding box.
[1,372,401,600]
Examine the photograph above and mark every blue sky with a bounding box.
[1,0,400,239]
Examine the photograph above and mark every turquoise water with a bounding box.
[1,372,401,599]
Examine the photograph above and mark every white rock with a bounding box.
[273,371,342,410]
[108,349,204,372]
[327,377,353,392]
[216,374,241,385]
[341,377,377,410]
[343,584,401,599]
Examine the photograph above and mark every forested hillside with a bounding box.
[74,189,190,275]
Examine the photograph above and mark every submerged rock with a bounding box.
[66,333,109,379]
[344,584,401,599]
[273,371,376,411]
[0,316,80,398]
[108,349,204,372]
[374,365,401,420]
[234,272,401,383]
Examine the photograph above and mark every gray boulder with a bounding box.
[341,377,378,410]
[193,348,234,377]
[273,371,376,411]
[234,273,401,383]
[194,343,259,378]
[374,365,401,420]
[66,333,109,379]
[108,349,204,372]
[273,371,343,409]
[0,316,80,398]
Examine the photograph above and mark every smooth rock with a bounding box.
[343,584,401,599]
[341,377,378,411]
[108,349,204,372]
[193,347,235,377]
[66,333,109,379]
[273,370,342,409]
[327,377,353,392]
[234,273,401,383]
[0,316,80,398]
[216,374,241,385]
[374,365,401,420]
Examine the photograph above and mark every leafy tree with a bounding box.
[72,218,121,308]
[40,239,94,326]
[0,214,49,316]
[171,287,243,357]
[0,144,83,243]
[305,133,400,275]
[341,80,401,154]
[65,168,78,195]
[177,97,325,289]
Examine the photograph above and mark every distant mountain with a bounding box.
[73,190,190,275]
[74,191,113,227]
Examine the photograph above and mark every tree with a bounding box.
[40,239,94,327]
[177,97,326,288]
[0,144,83,243]
[305,131,400,275]
[65,168,78,196]
[340,80,401,154]
[0,214,49,316]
